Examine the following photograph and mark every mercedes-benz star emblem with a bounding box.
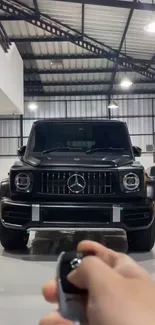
[67,174,86,194]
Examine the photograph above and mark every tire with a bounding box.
[0,221,29,251]
[128,218,155,252]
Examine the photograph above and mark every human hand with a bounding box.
[40,240,155,325]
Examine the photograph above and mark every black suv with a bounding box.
[0,119,155,252]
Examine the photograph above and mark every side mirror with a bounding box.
[17,145,26,158]
[133,146,142,157]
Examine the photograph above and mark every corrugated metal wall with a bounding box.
[0,95,154,155]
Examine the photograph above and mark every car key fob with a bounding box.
[56,251,93,324]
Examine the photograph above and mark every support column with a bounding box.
[20,114,23,147]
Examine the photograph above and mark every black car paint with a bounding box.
[23,153,134,168]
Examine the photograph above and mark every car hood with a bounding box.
[24,154,133,168]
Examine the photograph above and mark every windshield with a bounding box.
[26,121,132,155]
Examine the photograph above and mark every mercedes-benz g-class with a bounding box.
[0,119,155,251]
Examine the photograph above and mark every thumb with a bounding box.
[68,255,121,296]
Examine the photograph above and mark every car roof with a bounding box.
[34,119,126,125]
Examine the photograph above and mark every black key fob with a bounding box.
[56,251,93,324]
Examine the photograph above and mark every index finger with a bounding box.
[78,241,150,279]
[77,240,118,267]
[42,280,58,303]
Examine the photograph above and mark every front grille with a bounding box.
[40,171,115,195]
[41,207,111,223]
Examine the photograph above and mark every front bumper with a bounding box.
[0,198,154,233]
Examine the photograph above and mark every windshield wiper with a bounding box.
[43,147,83,155]
[86,147,125,155]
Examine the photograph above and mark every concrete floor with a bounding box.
[1,234,155,325]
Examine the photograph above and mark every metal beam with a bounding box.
[81,3,85,36]
[24,80,113,87]
[1,14,150,73]
[0,14,37,20]
[52,0,155,11]
[0,4,152,65]
[22,52,155,68]
[109,4,134,96]
[22,53,114,60]
[24,67,136,75]
[9,36,81,42]
[146,52,155,74]
[22,53,153,65]
[0,22,11,52]
[0,0,154,80]
[33,0,39,14]
[0,1,155,12]
[24,79,155,87]
[25,89,155,97]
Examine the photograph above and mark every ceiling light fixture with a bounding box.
[144,10,155,33]
[120,76,133,89]
[144,20,155,33]
[108,101,119,109]
[50,60,63,66]
[28,102,38,110]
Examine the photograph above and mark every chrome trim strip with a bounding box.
[1,220,23,228]
[41,205,110,209]
[32,204,40,222]
[2,200,30,207]
[27,227,127,234]
[113,205,121,222]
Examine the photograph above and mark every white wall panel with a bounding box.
[0,138,19,155]
[24,101,66,118]
[0,119,20,137]
[23,137,28,147]
[112,97,153,116]
[112,117,153,134]
[67,100,107,118]
[0,44,24,115]
[136,154,153,169]
[23,120,34,137]
[0,157,18,180]
[130,135,153,152]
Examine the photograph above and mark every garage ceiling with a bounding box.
[0,0,155,97]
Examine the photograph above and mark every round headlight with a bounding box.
[15,173,31,191]
[123,173,140,191]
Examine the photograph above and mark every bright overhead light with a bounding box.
[108,101,119,109]
[120,77,133,89]
[144,19,155,33]
[28,102,38,110]
[50,60,63,66]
